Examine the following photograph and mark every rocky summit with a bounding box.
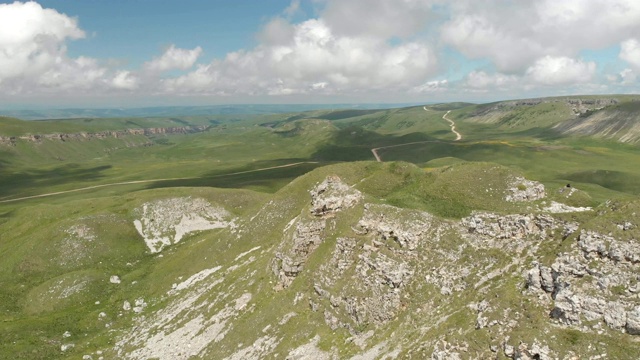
[5,161,637,359]
[2,96,640,359]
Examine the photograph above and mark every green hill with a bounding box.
[1,97,640,358]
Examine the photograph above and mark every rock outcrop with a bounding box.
[505,177,546,202]
[272,219,326,289]
[0,126,209,146]
[133,197,235,253]
[526,229,640,334]
[309,175,362,216]
[272,176,362,289]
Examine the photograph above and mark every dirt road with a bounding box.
[442,110,462,141]
[371,107,463,162]
[0,161,319,204]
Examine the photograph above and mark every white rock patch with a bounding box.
[542,201,592,213]
[133,197,235,253]
[116,292,252,360]
[286,335,331,360]
[505,177,545,202]
[168,266,222,295]
[222,336,279,360]
[234,246,261,262]
[310,175,362,216]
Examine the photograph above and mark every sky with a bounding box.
[1,0,640,109]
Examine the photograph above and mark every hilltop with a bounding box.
[1,95,640,359]
[2,162,640,359]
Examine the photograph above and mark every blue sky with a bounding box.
[1,0,640,108]
[37,1,300,65]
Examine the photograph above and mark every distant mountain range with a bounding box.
[0,103,427,120]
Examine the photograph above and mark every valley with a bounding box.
[1,95,640,359]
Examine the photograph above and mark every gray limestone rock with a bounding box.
[604,302,627,330]
[505,177,546,202]
[626,306,640,335]
[309,175,362,216]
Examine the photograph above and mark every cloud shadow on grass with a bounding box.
[0,163,112,199]
[144,158,325,193]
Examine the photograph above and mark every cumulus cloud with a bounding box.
[111,71,139,90]
[464,56,596,92]
[2,0,639,103]
[442,0,640,73]
[321,0,433,39]
[163,18,437,95]
[0,1,85,82]
[143,45,202,73]
[525,56,596,85]
[411,79,448,93]
[283,0,301,18]
[466,71,518,89]
[0,1,142,95]
[620,38,640,69]
[620,69,637,84]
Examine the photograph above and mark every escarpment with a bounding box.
[0,125,209,146]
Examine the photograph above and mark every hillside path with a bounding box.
[0,161,318,204]
[442,110,462,141]
[370,107,463,162]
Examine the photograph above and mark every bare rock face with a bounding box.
[566,98,618,115]
[527,229,640,334]
[0,126,210,146]
[304,203,434,328]
[578,230,640,263]
[509,341,554,360]
[462,213,554,241]
[272,220,326,289]
[309,175,362,216]
[505,177,545,202]
[626,306,640,335]
[133,197,235,253]
[526,264,555,292]
[272,176,363,290]
[356,203,432,250]
[604,302,627,330]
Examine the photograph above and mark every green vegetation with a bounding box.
[1,95,640,358]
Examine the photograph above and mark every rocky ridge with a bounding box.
[23,165,638,359]
[133,197,236,253]
[118,173,637,358]
[0,125,209,146]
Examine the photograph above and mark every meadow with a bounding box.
[1,96,640,358]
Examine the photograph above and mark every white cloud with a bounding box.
[0,1,141,95]
[620,38,640,69]
[411,79,448,93]
[609,68,637,85]
[0,1,85,81]
[143,45,202,73]
[1,0,638,103]
[620,69,637,84]
[163,18,437,96]
[525,56,596,85]
[463,56,595,92]
[111,71,139,90]
[466,71,518,89]
[283,0,301,17]
[442,0,640,73]
[321,0,433,39]
[258,17,296,45]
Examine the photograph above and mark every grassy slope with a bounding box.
[1,97,640,357]
[2,161,639,358]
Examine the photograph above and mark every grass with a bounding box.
[1,97,640,358]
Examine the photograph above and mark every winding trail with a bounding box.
[371,107,463,162]
[442,110,462,141]
[0,161,318,204]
